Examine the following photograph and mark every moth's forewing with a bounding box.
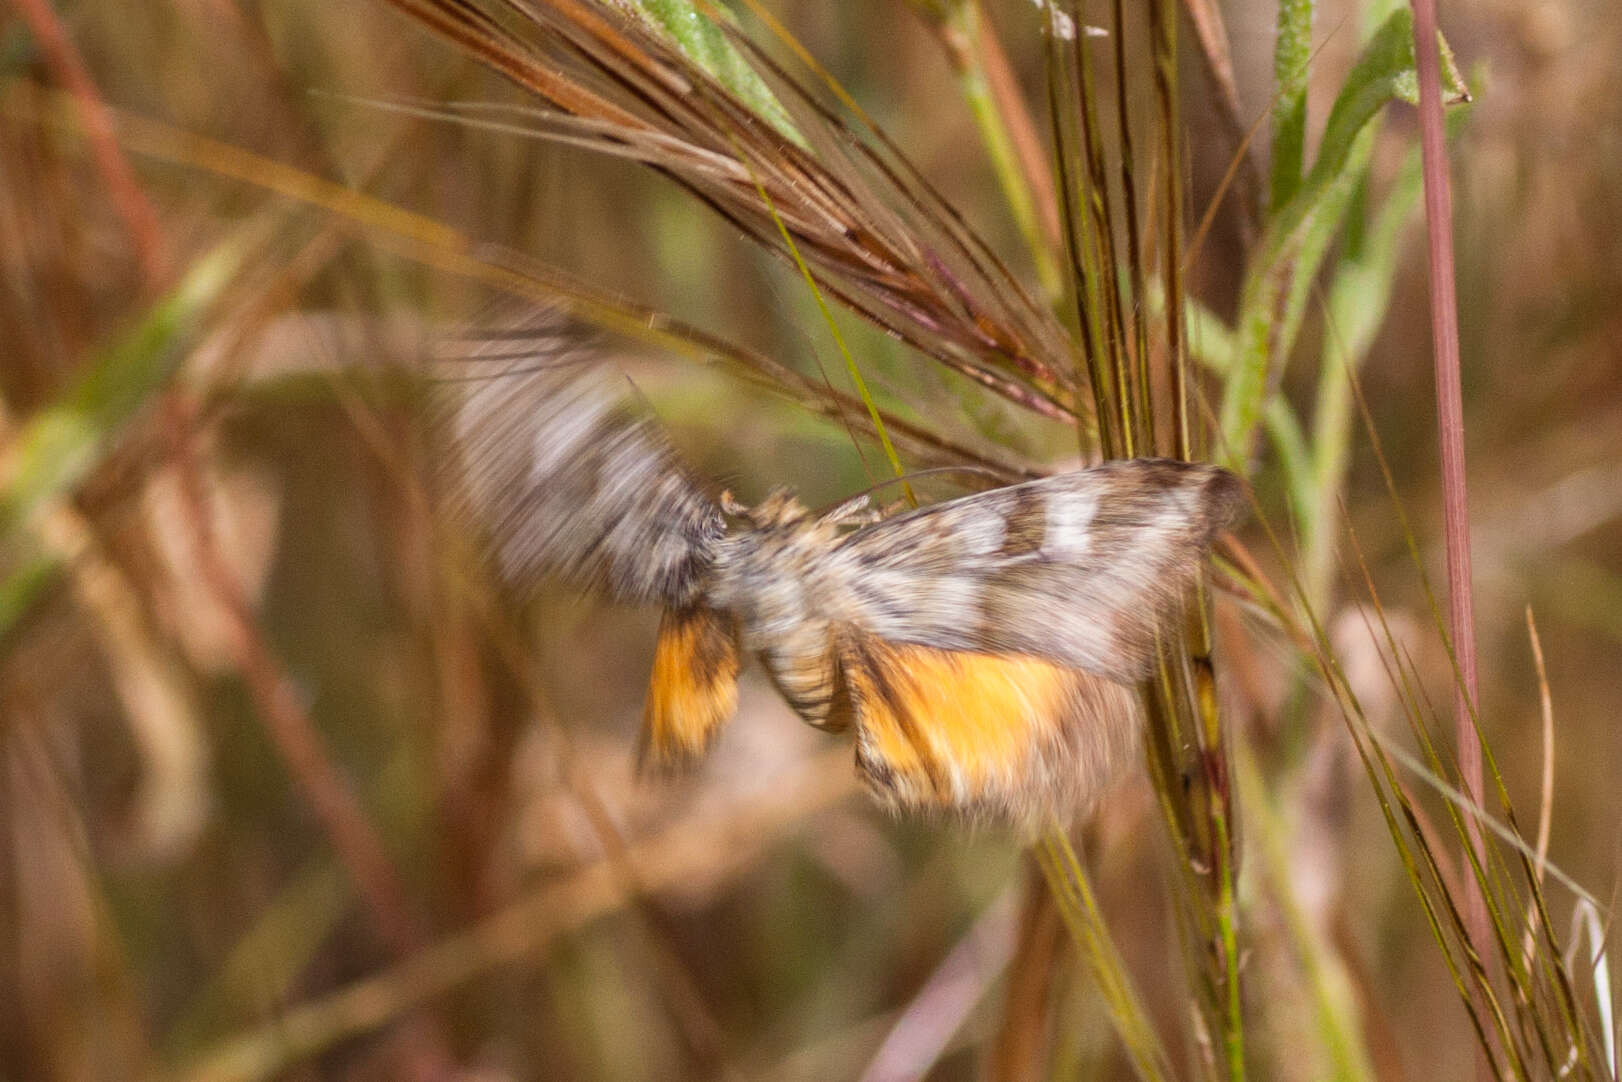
[824,459,1244,683]
[437,314,724,608]
[836,632,1140,826]
[640,605,741,770]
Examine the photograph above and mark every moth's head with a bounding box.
[724,487,812,530]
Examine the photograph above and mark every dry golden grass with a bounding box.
[1,1,1619,1079]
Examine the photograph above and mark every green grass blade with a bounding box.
[1269,0,1313,211]
[1217,9,1468,466]
[629,0,800,141]
[0,237,246,539]
[1035,831,1175,1082]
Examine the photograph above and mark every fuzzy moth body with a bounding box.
[440,315,1245,826]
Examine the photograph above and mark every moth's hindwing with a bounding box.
[438,314,724,608]
[826,459,1244,683]
[641,605,741,769]
[836,631,1140,826]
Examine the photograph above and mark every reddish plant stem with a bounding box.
[1410,0,1489,1062]
[163,394,426,957]
[11,0,166,287]
[1178,0,1260,235]
[13,7,454,1075]
[969,2,1061,248]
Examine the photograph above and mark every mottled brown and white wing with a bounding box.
[436,315,724,607]
[820,459,1244,683]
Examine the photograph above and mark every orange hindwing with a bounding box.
[641,606,741,769]
[836,632,1140,827]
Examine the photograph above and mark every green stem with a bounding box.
[1034,830,1175,1082]
[939,0,1062,300]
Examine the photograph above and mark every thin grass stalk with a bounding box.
[1335,321,1611,1075]
[1035,9,1240,1076]
[741,143,915,500]
[1231,393,1603,1079]
[1408,5,1490,1067]
[1456,761,1588,1070]
[1269,534,1512,1075]
[1043,14,1113,451]
[1175,0,1258,234]
[1192,657,1245,1082]
[1140,641,1245,1081]
[1335,528,1538,1077]
[920,0,1063,300]
[1034,832,1175,1082]
[1148,0,1241,988]
[1142,331,1246,1082]
[1152,0,1190,459]
[1338,563,1513,1034]
[1154,52,1239,1077]
[1520,610,1555,976]
[1512,616,1593,1072]
[1390,676,1545,1074]
[1065,0,1136,456]
[1109,0,1153,446]
[1149,0,1243,1068]
[1152,0,1235,928]
[1327,281,1600,1074]
[1043,2,1247,1073]
[1451,798,1572,1068]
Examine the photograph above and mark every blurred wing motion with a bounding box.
[836,632,1140,824]
[826,459,1244,684]
[437,315,725,608]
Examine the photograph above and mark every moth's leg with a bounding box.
[823,492,919,528]
[820,493,881,527]
[640,606,741,771]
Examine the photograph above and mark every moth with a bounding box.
[440,316,1244,826]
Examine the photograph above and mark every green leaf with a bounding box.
[1217,8,1468,468]
[1293,9,1468,241]
[626,0,800,142]
[1270,0,1314,211]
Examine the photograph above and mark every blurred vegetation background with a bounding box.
[0,0,1618,1080]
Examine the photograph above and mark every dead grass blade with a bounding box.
[378,0,1083,419]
